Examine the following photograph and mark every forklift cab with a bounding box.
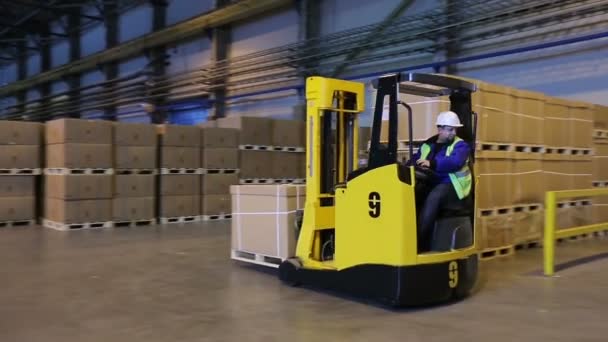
[366,73,478,252]
[279,73,479,307]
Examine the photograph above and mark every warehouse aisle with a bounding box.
[0,223,607,341]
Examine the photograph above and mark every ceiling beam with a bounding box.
[0,0,292,97]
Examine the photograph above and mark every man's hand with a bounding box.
[416,159,430,168]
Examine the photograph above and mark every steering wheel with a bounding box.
[414,165,438,183]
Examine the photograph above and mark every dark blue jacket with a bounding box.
[411,135,471,184]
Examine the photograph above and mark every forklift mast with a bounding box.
[304,77,365,207]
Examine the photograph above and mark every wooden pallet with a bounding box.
[514,240,540,250]
[200,169,239,175]
[593,129,608,139]
[200,214,232,221]
[0,168,41,175]
[513,145,545,154]
[231,249,282,268]
[593,181,608,188]
[239,178,305,185]
[43,219,113,231]
[512,203,542,213]
[44,168,114,175]
[478,206,514,217]
[479,246,514,260]
[271,146,305,153]
[113,219,156,228]
[115,169,157,175]
[159,168,201,175]
[159,215,200,224]
[238,144,272,151]
[0,219,35,228]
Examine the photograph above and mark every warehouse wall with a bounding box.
[1,0,607,120]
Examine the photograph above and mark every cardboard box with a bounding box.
[556,204,573,230]
[359,126,371,151]
[476,83,517,144]
[45,118,113,145]
[114,175,155,198]
[201,173,239,195]
[511,160,543,204]
[477,213,513,249]
[593,142,608,180]
[380,95,450,142]
[113,122,157,146]
[543,159,571,192]
[593,104,608,129]
[0,176,35,197]
[45,175,113,200]
[201,194,231,215]
[46,144,112,169]
[231,184,305,259]
[160,147,200,169]
[0,197,35,221]
[592,203,608,224]
[475,159,513,208]
[217,116,273,146]
[271,152,303,179]
[544,97,570,147]
[158,124,200,147]
[512,207,542,244]
[115,146,157,169]
[514,89,544,145]
[201,148,239,169]
[200,127,239,148]
[160,195,200,217]
[199,120,217,128]
[239,150,273,179]
[0,121,42,145]
[569,160,592,190]
[570,202,593,229]
[160,174,200,196]
[112,197,155,221]
[44,198,112,223]
[0,145,40,169]
[569,101,593,148]
[272,120,305,147]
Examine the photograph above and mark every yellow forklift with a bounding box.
[279,73,479,307]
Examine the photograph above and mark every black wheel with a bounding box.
[278,258,302,286]
[453,255,478,299]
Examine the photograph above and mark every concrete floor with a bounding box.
[1,222,608,342]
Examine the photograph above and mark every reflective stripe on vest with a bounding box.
[418,137,472,199]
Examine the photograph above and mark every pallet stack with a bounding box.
[158,124,201,224]
[200,127,240,221]
[0,121,41,227]
[112,122,157,227]
[216,116,305,184]
[592,104,608,225]
[43,119,114,230]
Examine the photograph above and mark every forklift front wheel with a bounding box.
[278,258,302,287]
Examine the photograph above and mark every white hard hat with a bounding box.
[436,111,463,127]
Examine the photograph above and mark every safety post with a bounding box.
[543,188,608,276]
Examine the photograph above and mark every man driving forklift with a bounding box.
[410,110,472,252]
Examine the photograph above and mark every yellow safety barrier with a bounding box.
[544,188,608,276]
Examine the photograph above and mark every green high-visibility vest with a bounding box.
[419,137,472,200]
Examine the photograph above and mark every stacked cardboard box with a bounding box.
[43,119,113,229]
[271,119,306,180]
[158,124,200,222]
[230,184,306,261]
[200,127,240,219]
[112,123,157,225]
[0,121,41,226]
[217,116,306,181]
[218,116,273,180]
[592,105,608,225]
